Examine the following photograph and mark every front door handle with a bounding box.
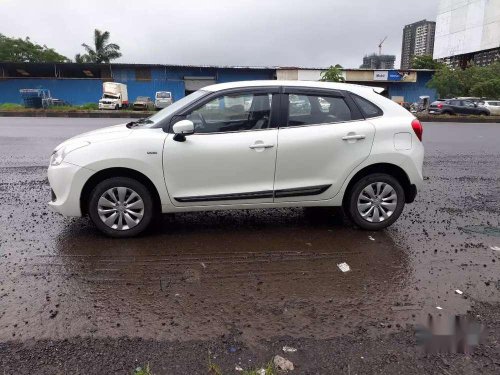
[342,134,366,141]
[249,143,274,149]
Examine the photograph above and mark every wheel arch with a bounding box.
[80,167,162,216]
[342,163,416,207]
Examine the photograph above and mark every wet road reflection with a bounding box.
[0,119,499,344]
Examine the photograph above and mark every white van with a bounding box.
[155,91,173,110]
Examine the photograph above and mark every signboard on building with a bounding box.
[373,70,417,82]
[373,71,388,81]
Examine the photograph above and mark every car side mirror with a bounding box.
[172,119,194,142]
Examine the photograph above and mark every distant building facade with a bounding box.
[434,0,500,68]
[360,54,395,69]
[401,19,436,69]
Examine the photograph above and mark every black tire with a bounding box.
[345,173,405,230]
[88,177,154,238]
[441,110,453,115]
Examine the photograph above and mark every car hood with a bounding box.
[55,124,132,150]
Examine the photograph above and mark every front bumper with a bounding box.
[48,162,94,217]
[99,103,118,110]
[155,101,171,109]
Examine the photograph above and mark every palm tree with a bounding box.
[77,29,122,63]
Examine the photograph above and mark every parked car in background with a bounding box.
[428,99,490,116]
[48,80,424,237]
[132,96,155,111]
[51,98,71,106]
[155,91,173,110]
[99,82,128,110]
[478,100,500,116]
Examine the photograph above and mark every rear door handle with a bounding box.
[249,143,274,149]
[342,134,366,141]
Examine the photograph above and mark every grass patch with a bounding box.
[208,352,276,375]
[134,363,154,375]
[79,102,99,110]
[242,362,276,375]
[0,103,24,110]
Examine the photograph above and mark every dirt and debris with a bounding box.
[0,119,499,374]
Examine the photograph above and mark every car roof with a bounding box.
[202,80,383,95]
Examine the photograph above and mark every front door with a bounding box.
[274,90,375,202]
[163,89,279,206]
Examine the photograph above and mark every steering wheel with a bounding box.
[191,112,207,131]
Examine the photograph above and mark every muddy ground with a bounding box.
[0,118,499,374]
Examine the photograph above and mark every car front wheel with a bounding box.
[88,177,154,237]
[346,173,405,230]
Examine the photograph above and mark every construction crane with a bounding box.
[378,36,388,55]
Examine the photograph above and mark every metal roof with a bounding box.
[0,62,436,72]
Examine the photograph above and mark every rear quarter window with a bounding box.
[351,94,383,118]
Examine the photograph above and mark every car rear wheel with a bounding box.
[88,177,154,238]
[346,173,405,230]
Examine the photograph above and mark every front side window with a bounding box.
[186,93,273,133]
[287,94,352,126]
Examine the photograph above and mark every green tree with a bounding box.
[410,54,445,70]
[77,29,122,63]
[0,34,69,63]
[427,66,463,98]
[320,64,345,82]
[470,78,500,98]
[427,61,500,98]
[74,53,91,63]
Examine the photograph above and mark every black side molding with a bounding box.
[274,184,331,198]
[174,190,274,203]
[173,184,332,203]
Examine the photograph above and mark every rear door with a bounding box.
[273,88,375,202]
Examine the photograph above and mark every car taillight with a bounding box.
[437,103,443,109]
[411,119,423,141]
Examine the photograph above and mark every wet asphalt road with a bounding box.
[0,117,499,373]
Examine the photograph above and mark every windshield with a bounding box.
[103,93,119,99]
[156,92,171,98]
[136,90,208,128]
[136,96,149,101]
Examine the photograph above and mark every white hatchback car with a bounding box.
[48,81,424,237]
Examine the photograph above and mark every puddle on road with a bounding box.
[460,225,500,237]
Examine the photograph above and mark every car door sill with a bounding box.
[174,184,332,203]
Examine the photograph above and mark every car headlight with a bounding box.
[50,141,90,166]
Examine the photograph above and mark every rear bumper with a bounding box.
[48,162,94,217]
[428,109,443,115]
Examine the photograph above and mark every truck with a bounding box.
[98,82,128,110]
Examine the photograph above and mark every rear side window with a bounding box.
[351,94,383,118]
[287,94,352,126]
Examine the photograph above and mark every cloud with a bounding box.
[1,0,438,68]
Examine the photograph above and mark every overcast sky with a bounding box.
[1,0,438,68]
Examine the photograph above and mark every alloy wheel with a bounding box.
[97,187,145,230]
[357,182,397,223]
